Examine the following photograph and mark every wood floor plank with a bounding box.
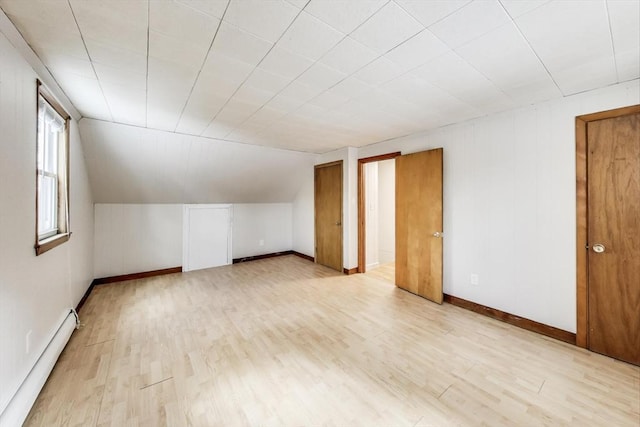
[24,256,640,426]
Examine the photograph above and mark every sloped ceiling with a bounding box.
[1,0,638,154]
[80,119,316,203]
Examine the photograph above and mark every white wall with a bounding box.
[94,203,295,277]
[94,204,183,278]
[0,31,94,417]
[232,204,292,259]
[290,80,639,331]
[377,159,395,264]
[364,162,379,269]
[358,80,640,332]
[292,168,314,257]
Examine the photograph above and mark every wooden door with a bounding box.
[587,113,640,365]
[395,149,443,303]
[315,161,343,272]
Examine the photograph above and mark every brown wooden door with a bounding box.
[315,161,343,272]
[395,149,443,303]
[587,113,640,365]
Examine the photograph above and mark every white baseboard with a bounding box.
[0,311,76,427]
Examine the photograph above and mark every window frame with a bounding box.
[35,80,71,256]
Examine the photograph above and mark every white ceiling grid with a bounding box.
[1,0,638,153]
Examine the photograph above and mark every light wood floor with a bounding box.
[366,262,396,284]
[25,256,639,426]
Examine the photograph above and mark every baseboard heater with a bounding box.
[0,309,77,427]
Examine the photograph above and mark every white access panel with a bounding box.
[183,204,232,272]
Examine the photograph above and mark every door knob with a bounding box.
[432,231,442,238]
[335,221,342,226]
[592,244,605,253]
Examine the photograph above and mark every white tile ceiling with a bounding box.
[1,0,638,153]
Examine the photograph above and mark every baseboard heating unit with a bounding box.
[0,309,77,427]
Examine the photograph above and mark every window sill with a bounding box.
[35,232,71,256]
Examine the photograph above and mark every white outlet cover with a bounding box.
[470,274,479,285]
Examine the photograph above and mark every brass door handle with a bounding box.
[592,244,605,253]
[432,231,442,238]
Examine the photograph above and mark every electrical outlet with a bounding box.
[26,330,32,355]
[470,274,479,286]
[259,239,264,246]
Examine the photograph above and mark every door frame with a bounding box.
[357,152,401,273]
[314,160,344,271]
[575,104,640,348]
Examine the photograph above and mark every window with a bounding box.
[35,81,70,255]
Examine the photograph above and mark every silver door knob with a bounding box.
[593,244,605,253]
[432,231,442,238]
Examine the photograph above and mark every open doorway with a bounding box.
[358,152,400,280]
[364,160,395,272]
[358,149,444,305]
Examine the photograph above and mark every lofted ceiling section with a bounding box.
[1,0,639,153]
[79,118,316,203]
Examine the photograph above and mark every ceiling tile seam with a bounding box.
[396,3,519,106]
[250,25,453,137]
[145,0,150,128]
[282,5,449,107]
[222,1,416,139]
[497,0,565,97]
[83,115,318,155]
[305,42,511,142]
[377,76,478,117]
[603,0,620,83]
[198,0,313,137]
[173,0,231,133]
[395,0,553,106]
[220,54,352,138]
[174,0,222,19]
[284,0,303,10]
[219,39,354,139]
[303,0,392,36]
[396,0,517,92]
[225,0,448,143]
[394,0,472,28]
[66,0,115,122]
[214,0,391,137]
[553,77,639,99]
[351,28,441,83]
[0,11,81,120]
[359,130,416,151]
[449,48,517,105]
